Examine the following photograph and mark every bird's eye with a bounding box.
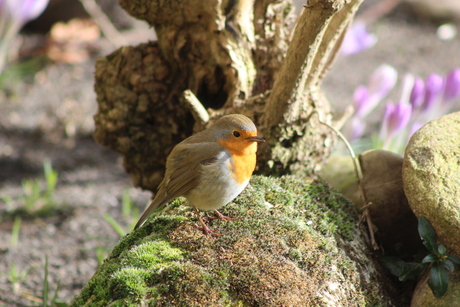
[233,131,241,137]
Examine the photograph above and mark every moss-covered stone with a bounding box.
[70,175,396,306]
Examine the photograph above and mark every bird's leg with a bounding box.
[209,209,240,222]
[192,207,223,236]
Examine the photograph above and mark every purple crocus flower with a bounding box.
[345,64,397,140]
[352,85,369,117]
[341,21,377,56]
[0,0,49,72]
[410,77,425,109]
[443,69,460,103]
[368,64,398,99]
[351,67,460,153]
[422,73,444,112]
[4,0,48,24]
[343,87,368,140]
[380,101,412,149]
[354,64,397,118]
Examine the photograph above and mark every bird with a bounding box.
[134,114,265,235]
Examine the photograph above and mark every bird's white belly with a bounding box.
[184,156,249,211]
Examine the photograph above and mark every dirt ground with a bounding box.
[1,1,460,306]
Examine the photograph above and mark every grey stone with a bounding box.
[359,149,421,257]
[402,112,460,256]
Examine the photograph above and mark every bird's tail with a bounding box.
[134,195,166,230]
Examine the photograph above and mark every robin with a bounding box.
[134,114,265,235]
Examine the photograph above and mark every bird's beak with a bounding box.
[246,136,265,143]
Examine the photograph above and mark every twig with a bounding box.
[182,89,210,129]
[79,0,127,47]
[308,110,379,250]
[332,105,354,131]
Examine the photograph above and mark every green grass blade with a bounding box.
[103,214,127,237]
[10,216,21,249]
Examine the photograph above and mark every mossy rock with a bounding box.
[70,176,396,306]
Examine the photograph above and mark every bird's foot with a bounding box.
[209,209,240,222]
[193,223,223,236]
[193,207,224,236]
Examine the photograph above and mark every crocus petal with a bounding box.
[352,85,369,117]
[380,101,412,142]
[422,73,444,111]
[391,102,412,135]
[380,102,394,141]
[20,0,48,23]
[400,73,415,105]
[0,0,49,72]
[350,117,366,140]
[368,64,398,98]
[353,65,397,118]
[443,68,460,103]
[410,77,425,109]
[341,21,377,55]
[5,0,48,25]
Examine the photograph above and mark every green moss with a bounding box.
[71,175,392,306]
[241,176,356,240]
[69,219,187,306]
[122,239,185,269]
[110,267,152,299]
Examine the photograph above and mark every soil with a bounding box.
[1,1,460,306]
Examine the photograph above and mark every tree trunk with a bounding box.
[93,0,364,191]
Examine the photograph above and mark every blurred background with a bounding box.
[0,0,459,305]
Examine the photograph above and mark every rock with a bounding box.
[70,176,399,306]
[411,271,460,306]
[318,154,360,205]
[402,112,460,256]
[320,151,423,258]
[359,149,422,258]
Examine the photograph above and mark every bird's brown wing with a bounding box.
[134,142,224,229]
[163,141,224,200]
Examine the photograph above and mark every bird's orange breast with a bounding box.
[218,138,258,184]
[229,151,257,184]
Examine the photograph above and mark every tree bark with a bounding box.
[93,0,364,191]
[258,0,364,175]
